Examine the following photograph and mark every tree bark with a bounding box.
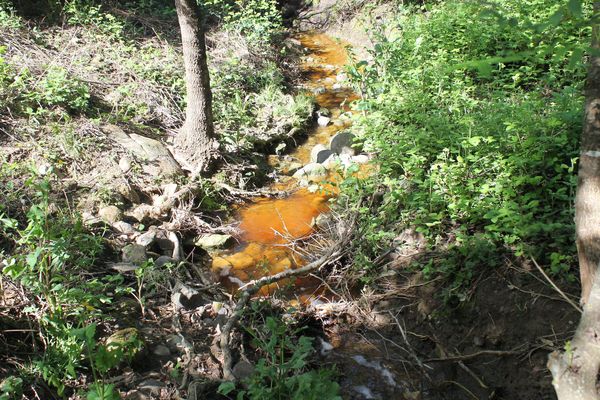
[174,0,217,175]
[576,2,600,305]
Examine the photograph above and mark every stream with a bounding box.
[210,32,359,301]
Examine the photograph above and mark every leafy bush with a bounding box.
[204,0,283,44]
[219,314,340,400]
[342,0,587,293]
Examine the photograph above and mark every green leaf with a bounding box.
[567,0,583,18]
[218,381,236,395]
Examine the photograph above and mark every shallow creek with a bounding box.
[210,32,358,301]
[211,32,408,399]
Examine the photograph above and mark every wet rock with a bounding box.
[233,360,255,380]
[122,244,148,265]
[292,163,327,181]
[310,144,328,163]
[153,344,171,357]
[317,115,331,127]
[113,221,135,235]
[322,154,341,169]
[195,234,233,250]
[316,149,334,164]
[330,131,356,155]
[98,205,122,224]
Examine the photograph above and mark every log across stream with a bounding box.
[211,32,360,302]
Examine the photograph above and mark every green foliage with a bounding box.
[0,171,140,394]
[63,0,125,37]
[219,310,340,400]
[204,0,283,44]
[0,376,23,400]
[342,0,587,296]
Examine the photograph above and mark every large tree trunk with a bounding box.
[576,2,600,305]
[174,0,217,175]
[548,4,600,399]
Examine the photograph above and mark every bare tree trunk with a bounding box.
[174,0,217,175]
[548,4,600,399]
[548,267,600,400]
[576,2,600,305]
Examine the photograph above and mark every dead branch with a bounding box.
[219,244,343,381]
[425,349,523,363]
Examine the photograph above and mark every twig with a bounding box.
[425,349,523,362]
[219,244,343,381]
[531,257,582,313]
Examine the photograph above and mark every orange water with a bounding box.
[211,32,358,299]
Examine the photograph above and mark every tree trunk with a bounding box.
[548,4,600,399]
[174,0,217,175]
[576,2,600,305]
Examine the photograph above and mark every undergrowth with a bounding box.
[341,0,587,302]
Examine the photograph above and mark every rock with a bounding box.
[153,345,171,357]
[117,184,141,204]
[233,360,255,380]
[98,206,122,224]
[317,115,331,127]
[110,262,139,273]
[106,328,140,348]
[316,149,334,164]
[195,234,233,250]
[330,131,356,155]
[113,221,135,235]
[171,282,206,310]
[128,204,155,223]
[313,86,326,95]
[322,154,341,169]
[119,157,132,173]
[336,72,347,82]
[282,162,303,175]
[166,334,193,354]
[154,255,175,268]
[352,154,370,164]
[136,230,156,247]
[103,124,182,178]
[339,154,353,169]
[310,144,328,163]
[292,163,328,181]
[332,83,342,90]
[138,379,165,395]
[122,244,148,265]
[340,146,355,157]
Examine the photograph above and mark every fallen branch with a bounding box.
[425,349,522,363]
[219,244,342,381]
[532,257,582,313]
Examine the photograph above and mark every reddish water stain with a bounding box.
[211,32,359,299]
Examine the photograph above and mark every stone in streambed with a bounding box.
[292,163,328,182]
[317,115,331,127]
[195,234,233,250]
[316,149,334,164]
[330,131,356,155]
[310,144,328,163]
